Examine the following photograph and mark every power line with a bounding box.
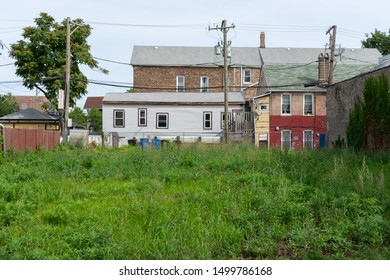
[93,56,131,65]
[85,20,207,29]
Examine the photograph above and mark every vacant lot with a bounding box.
[0,144,389,259]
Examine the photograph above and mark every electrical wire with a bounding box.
[85,21,207,29]
[93,57,131,65]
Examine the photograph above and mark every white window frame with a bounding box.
[303,130,314,149]
[281,93,292,115]
[176,75,185,92]
[138,108,147,127]
[113,110,125,128]
[243,68,252,83]
[303,93,314,116]
[281,130,292,150]
[200,76,209,92]
[203,111,212,130]
[259,103,269,111]
[156,113,169,129]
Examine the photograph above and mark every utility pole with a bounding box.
[63,17,71,143]
[326,25,337,85]
[209,20,235,143]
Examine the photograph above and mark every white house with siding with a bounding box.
[102,92,246,143]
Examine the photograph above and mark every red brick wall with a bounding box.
[133,66,261,99]
[270,115,326,149]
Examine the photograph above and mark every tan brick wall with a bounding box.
[270,91,326,116]
[133,66,261,99]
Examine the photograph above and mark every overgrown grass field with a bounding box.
[0,144,389,259]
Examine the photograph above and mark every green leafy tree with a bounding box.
[362,29,390,55]
[69,107,87,127]
[10,13,108,107]
[87,108,102,133]
[0,93,18,117]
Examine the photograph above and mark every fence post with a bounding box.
[0,124,5,156]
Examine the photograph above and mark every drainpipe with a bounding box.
[0,124,5,156]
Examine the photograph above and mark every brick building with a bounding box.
[326,63,390,147]
[255,47,381,149]
[131,46,262,100]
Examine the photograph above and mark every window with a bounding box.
[281,130,292,150]
[243,69,252,83]
[303,93,314,115]
[220,112,232,129]
[156,113,169,129]
[203,111,212,130]
[200,76,209,92]
[259,103,269,111]
[281,93,292,115]
[303,130,314,149]
[113,110,125,128]
[176,76,185,92]
[138,108,147,127]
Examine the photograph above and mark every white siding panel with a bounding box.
[103,103,243,141]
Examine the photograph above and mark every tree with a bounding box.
[87,108,102,133]
[362,29,390,55]
[69,107,87,127]
[0,93,18,117]
[10,13,107,107]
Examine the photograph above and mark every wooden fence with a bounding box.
[1,128,60,152]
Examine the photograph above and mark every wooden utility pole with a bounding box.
[209,20,235,143]
[326,25,337,85]
[222,20,229,143]
[63,17,71,143]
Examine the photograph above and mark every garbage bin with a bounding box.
[128,137,137,146]
[152,137,161,149]
[140,138,149,150]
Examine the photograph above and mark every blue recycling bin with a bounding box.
[152,137,161,149]
[140,138,149,150]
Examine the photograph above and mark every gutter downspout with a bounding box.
[0,124,5,156]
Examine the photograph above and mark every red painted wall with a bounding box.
[270,115,326,149]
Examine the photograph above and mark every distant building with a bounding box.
[14,95,49,112]
[256,47,381,149]
[102,92,247,143]
[0,108,60,130]
[84,96,103,112]
[131,45,262,100]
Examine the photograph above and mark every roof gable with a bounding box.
[84,96,104,109]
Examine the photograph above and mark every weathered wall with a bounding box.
[133,66,260,99]
[3,128,60,151]
[326,65,390,146]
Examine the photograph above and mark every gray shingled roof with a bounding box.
[260,47,382,91]
[103,92,245,104]
[260,48,381,65]
[131,46,262,67]
[0,108,59,122]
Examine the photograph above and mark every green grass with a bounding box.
[0,144,389,259]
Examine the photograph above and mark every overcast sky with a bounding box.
[1,0,389,108]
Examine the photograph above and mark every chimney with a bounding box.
[260,32,265,48]
[318,53,330,86]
